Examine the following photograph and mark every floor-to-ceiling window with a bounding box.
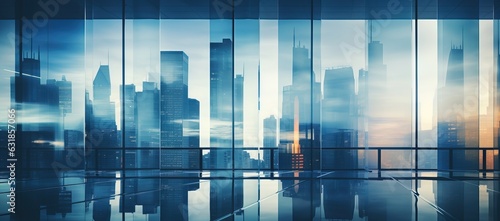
[1,0,500,220]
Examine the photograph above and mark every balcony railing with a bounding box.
[9,146,499,175]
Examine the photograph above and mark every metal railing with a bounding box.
[10,146,498,173]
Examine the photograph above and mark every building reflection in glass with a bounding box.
[436,20,479,221]
[278,176,320,221]
[279,31,321,171]
[322,66,358,171]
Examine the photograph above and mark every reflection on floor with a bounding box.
[0,170,499,220]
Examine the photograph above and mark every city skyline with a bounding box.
[2,1,500,220]
[4,21,496,159]
[1,17,494,174]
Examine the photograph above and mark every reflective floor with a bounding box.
[0,170,499,221]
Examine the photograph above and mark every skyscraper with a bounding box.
[279,36,321,170]
[435,25,479,219]
[122,84,137,148]
[187,98,201,171]
[12,47,41,103]
[136,81,160,170]
[210,38,233,169]
[437,46,466,170]
[358,69,368,151]
[121,84,137,174]
[160,51,189,169]
[56,75,72,115]
[160,51,188,147]
[136,81,160,148]
[85,90,95,169]
[209,39,246,221]
[187,98,200,148]
[234,73,245,168]
[11,47,61,176]
[320,67,358,220]
[234,74,244,147]
[11,47,63,220]
[366,40,387,149]
[322,66,358,170]
[91,65,119,170]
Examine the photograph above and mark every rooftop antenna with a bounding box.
[293,28,296,48]
[242,63,245,77]
[107,50,110,65]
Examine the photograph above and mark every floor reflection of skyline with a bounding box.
[1,171,498,221]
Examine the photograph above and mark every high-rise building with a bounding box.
[90,65,119,170]
[121,84,138,173]
[84,90,95,169]
[234,74,244,147]
[208,39,245,221]
[187,98,200,148]
[366,39,387,150]
[160,51,189,169]
[11,47,60,177]
[121,84,137,148]
[358,69,368,152]
[136,81,160,169]
[187,98,200,171]
[136,81,160,148]
[56,75,72,115]
[234,73,245,168]
[320,67,358,219]
[160,51,188,147]
[210,38,233,169]
[11,47,41,104]
[322,67,358,170]
[437,46,467,170]
[434,21,480,220]
[279,36,321,170]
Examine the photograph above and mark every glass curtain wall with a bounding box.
[2,0,500,220]
[1,0,500,190]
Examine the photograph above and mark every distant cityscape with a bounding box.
[1,20,499,220]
